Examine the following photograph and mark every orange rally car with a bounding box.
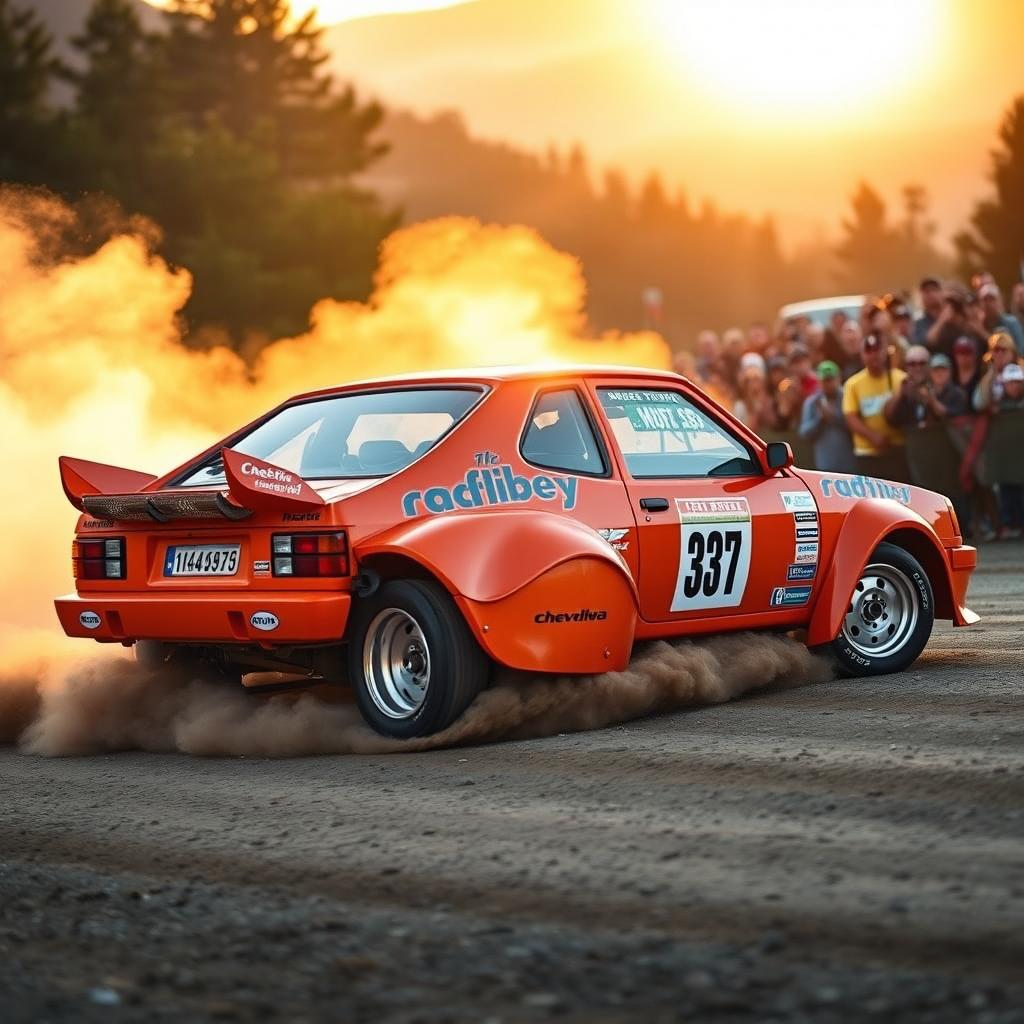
[55,366,978,738]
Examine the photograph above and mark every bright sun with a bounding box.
[647,0,942,119]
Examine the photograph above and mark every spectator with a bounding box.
[1011,282,1024,325]
[890,300,914,343]
[843,333,909,481]
[912,276,944,345]
[991,363,1024,539]
[721,326,746,383]
[974,331,1020,411]
[886,347,967,429]
[798,360,856,473]
[804,322,826,362]
[694,330,720,381]
[789,344,819,398]
[747,322,771,353]
[867,304,908,368]
[838,319,864,381]
[929,354,970,421]
[978,282,1024,349]
[952,335,984,411]
[734,355,780,432]
[926,291,986,359]
[768,355,802,430]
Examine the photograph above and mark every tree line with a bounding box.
[1,0,397,341]
[2,0,1021,347]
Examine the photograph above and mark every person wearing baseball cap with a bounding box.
[842,333,909,481]
[990,362,1024,539]
[979,281,1024,350]
[798,359,855,473]
[887,345,967,431]
[913,276,945,346]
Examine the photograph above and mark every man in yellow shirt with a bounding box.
[842,333,910,481]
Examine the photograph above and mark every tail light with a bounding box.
[72,537,126,580]
[271,532,348,578]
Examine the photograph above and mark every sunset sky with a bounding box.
[146,0,1024,250]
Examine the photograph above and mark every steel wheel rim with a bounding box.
[841,562,919,658]
[362,608,431,719]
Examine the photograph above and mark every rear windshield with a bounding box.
[176,388,483,486]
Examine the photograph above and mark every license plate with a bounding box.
[164,544,240,577]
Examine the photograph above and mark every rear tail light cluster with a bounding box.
[271,532,348,578]
[72,537,126,580]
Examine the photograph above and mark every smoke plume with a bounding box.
[0,189,666,634]
[3,634,831,757]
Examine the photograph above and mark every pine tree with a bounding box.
[955,95,1024,293]
[0,0,62,182]
[159,0,387,182]
[835,181,893,291]
[61,0,396,340]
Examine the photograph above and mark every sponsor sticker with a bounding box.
[677,498,750,524]
[780,490,815,512]
[402,451,577,517]
[770,585,813,607]
[252,559,271,577]
[796,526,820,541]
[282,511,321,522]
[794,510,818,523]
[794,542,819,564]
[819,475,911,505]
[79,610,101,629]
[250,611,279,632]
[671,498,752,612]
[240,461,303,497]
[535,608,608,623]
[786,563,817,581]
[597,528,630,552]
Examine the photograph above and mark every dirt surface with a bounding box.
[2,546,1023,1023]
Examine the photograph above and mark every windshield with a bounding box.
[176,387,483,486]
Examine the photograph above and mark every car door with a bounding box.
[586,379,819,624]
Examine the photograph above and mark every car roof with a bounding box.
[288,363,684,403]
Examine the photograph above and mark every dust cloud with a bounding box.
[1,634,831,757]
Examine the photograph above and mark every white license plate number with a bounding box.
[164,544,240,577]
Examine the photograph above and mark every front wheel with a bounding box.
[347,579,491,739]
[829,542,934,676]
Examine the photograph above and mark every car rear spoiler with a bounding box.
[59,450,323,523]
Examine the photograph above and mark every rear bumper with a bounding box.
[947,544,980,625]
[54,591,351,645]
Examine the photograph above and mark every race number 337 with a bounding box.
[671,498,752,612]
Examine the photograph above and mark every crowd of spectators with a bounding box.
[678,275,1024,542]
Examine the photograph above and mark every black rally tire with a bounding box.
[829,541,934,677]
[347,578,491,739]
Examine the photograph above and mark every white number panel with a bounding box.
[670,498,752,612]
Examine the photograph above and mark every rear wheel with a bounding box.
[829,542,934,676]
[347,579,490,739]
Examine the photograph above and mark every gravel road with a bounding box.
[1,546,1022,1023]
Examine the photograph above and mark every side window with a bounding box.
[521,389,606,475]
[596,387,758,478]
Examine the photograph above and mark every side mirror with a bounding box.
[764,441,793,473]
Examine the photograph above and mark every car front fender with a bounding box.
[805,499,976,647]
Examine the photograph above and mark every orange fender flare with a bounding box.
[806,500,971,647]
[354,511,639,673]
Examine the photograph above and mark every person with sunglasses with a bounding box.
[886,346,967,429]
[974,331,1022,411]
